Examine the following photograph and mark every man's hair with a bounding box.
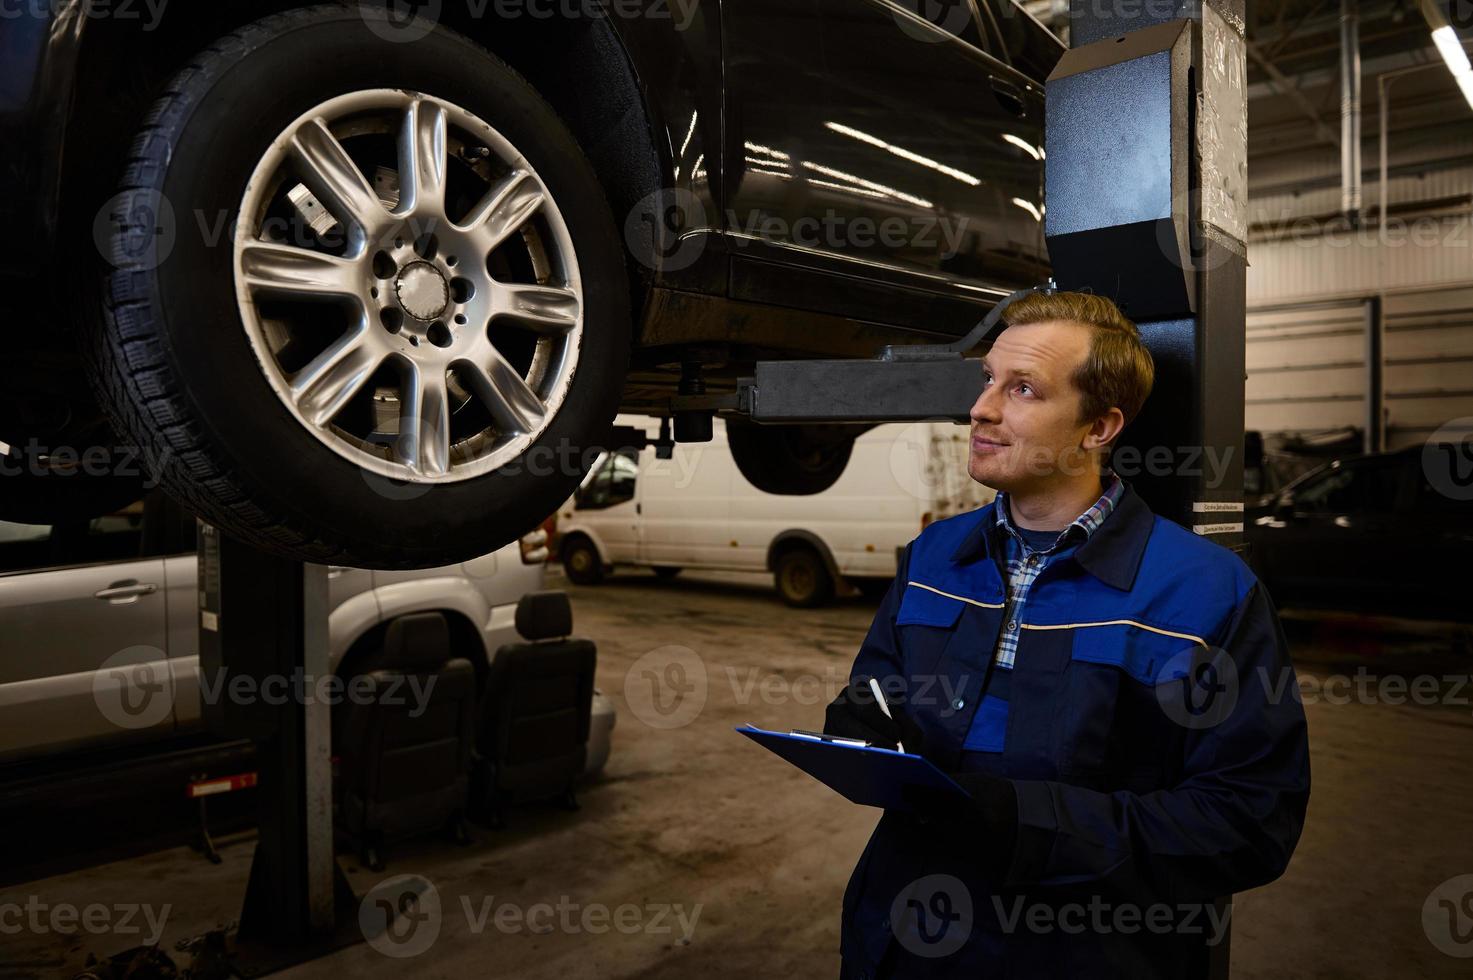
[1001,291,1155,427]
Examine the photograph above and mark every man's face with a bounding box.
[968,319,1095,494]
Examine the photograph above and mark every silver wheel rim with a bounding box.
[232,89,583,483]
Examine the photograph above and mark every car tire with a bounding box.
[774,547,833,608]
[562,535,605,585]
[652,566,681,579]
[83,6,630,568]
[727,419,857,496]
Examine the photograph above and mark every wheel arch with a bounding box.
[560,528,612,567]
[767,530,842,582]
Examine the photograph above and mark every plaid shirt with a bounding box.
[988,471,1124,670]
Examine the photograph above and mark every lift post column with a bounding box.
[197,526,346,962]
[1046,1,1249,546]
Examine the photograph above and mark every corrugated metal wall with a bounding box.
[1244,130,1472,448]
[1246,286,1473,448]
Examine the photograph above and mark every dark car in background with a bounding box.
[0,0,1061,568]
[1247,446,1473,621]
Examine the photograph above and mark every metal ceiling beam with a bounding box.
[1247,38,1341,146]
[1247,47,1441,99]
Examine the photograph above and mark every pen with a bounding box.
[868,677,905,753]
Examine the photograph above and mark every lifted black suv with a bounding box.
[0,1,1059,567]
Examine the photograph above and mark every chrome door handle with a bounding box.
[93,582,158,602]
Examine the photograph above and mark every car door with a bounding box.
[720,0,1049,334]
[574,451,642,563]
[0,500,175,762]
[1404,448,1473,616]
[1257,457,1408,606]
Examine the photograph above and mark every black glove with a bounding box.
[823,677,925,752]
[901,771,1020,883]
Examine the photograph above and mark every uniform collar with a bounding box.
[950,476,1154,591]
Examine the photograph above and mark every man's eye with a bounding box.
[1016,383,1033,396]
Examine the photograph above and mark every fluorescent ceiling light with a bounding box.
[1424,1,1473,111]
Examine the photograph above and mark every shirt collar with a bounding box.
[993,470,1124,555]
[949,473,1153,591]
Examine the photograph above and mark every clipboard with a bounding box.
[737,725,970,812]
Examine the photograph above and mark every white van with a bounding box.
[555,416,995,606]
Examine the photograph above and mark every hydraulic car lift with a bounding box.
[170,1,1248,974]
[670,1,1249,551]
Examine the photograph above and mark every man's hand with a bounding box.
[823,677,924,751]
[901,771,1020,882]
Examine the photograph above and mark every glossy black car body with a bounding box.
[1247,446,1473,621]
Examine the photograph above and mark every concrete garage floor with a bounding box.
[3,568,1472,978]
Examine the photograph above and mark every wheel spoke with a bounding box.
[459,349,547,436]
[494,283,580,334]
[398,98,449,218]
[239,241,361,300]
[398,363,453,477]
[458,170,544,248]
[289,117,385,237]
[290,326,383,428]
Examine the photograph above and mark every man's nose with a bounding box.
[969,384,1001,425]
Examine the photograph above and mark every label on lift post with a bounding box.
[198,521,221,632]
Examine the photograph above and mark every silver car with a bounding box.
[0,493,614,770]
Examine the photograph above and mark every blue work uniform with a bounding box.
[837,479,1311,979]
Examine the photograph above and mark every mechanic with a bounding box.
[826,291,1311,978]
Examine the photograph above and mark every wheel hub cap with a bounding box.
[396,262,449,321]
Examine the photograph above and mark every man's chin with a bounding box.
[968,456,1019,494]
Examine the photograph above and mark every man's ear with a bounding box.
[1083,408,1126,451]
